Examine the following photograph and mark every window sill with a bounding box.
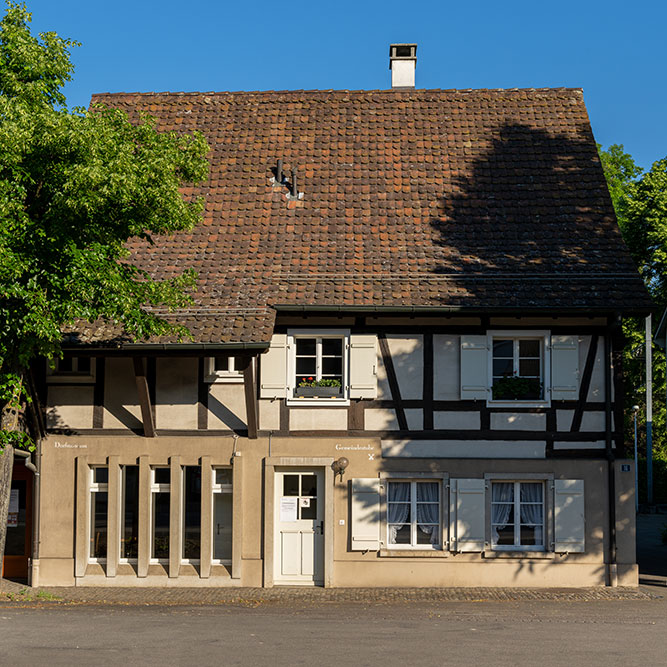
[487,399,551,409]
[482,550,554,560]
[286,398,350,407]
[379,548,448,558]
[204,375,244,384]
[46,375,96,384]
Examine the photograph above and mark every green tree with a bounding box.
[599,145,667,474]
[0,2,209,569]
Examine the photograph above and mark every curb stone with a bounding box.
[1,581,661,606]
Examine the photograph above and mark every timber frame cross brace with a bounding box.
[133,357,156,438]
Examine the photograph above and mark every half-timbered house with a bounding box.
[17,45,653,588]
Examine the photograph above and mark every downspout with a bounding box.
[604,333,617,587]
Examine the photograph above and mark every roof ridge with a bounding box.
[91,87,584,98]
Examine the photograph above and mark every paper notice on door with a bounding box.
[7,489,18,527]
[299,497,310,508]
[280,497,298,522]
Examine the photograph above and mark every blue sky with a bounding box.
[20,0,667,170]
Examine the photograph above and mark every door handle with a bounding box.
[316,521,324,535]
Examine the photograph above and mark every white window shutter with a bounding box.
[554,479,585,553]
[349,334,378,399]
[259,334,287,398]
[350,478,381,551]
[460,335,488,400]
[551,335,579,400]
[450,478,485,552]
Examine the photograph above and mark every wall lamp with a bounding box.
[332,457,349,482]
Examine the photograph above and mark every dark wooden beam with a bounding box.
[570,334,599,432]
[423,333,434,430]
[243,358,258,439]
[378,334,408,431]
[133,357,156,438]
[92,357,105,429]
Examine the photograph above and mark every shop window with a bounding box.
[151,467,170,561]
[121,465,139,561]
[89,467,108,561]
[183,466,201,562]
[212,468,233,564]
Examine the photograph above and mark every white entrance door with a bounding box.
[274,469,324,585]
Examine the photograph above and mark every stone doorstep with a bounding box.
[1,583,661,605]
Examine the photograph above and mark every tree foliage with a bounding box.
[599,144,667,463]
[0,2,209,450]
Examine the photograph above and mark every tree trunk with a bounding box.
[0,443,14,576]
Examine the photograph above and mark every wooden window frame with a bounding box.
[204,356,244,384]
[286,329,350,406]
[487,330,551,407]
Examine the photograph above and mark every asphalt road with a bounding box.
[1,594,666,666]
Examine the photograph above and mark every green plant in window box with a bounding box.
[492,374,543,400]
[295,377,342,397]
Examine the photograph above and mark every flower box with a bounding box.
[294,386,342,398]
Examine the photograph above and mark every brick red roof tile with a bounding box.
[75,88,650,346]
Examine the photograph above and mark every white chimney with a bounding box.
[389,43,417,88]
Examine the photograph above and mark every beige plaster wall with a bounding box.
[37,433,635,589]
[208,383,247,430]
[490,413,547,431]
[156,358,198,430]
[46,386,94,430]
[103,358,141,430]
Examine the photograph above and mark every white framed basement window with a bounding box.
[47,356,96,383]
[204,356,243,383]
[490,480,546,551]
[487,330,550,406]
[212,468,233,566]
[89,466,108,563]
[287,329,350,405]
[150,467,171,563]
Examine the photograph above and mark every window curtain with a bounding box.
[416,482,440,546]
[520,483,544,545]
[491,482,513,543]
[387,482,410,544]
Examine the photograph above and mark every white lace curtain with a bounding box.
[388,482,440,546]
[387,482,410,543]
[491,482,513,544]
[520,482,543,546]
[416,482,439,546]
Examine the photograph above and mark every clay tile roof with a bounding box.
[76,88,651,346]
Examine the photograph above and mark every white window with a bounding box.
[491,481,545,551]
[47,356,96,383]
[89,467,108,562]
[287,329,349,403]
[488,330,550,405]
[489,332,547,402]
[204,356,243,383]
[150,467,170,562]
[212,468,233,565]
[386,480,441,549]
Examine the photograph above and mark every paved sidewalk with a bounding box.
[0,578,659,606]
